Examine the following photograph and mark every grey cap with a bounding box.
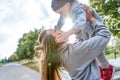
[51,0,69,11]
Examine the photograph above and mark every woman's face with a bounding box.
[46,29,62,39]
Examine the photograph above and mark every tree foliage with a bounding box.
[8,53,19,62]
[115,38,120,54]
[105,38,120,55]
[8,27,44,61]
[90,0,120,38]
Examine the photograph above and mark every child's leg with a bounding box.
[95,51,115,80]
[95,51,109,68]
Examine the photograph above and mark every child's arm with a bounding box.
[56,4,87,43]
[55,15,66,30]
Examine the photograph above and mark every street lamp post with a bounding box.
[111,37,116,59]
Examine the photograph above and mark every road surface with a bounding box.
[0,62,120,80]
[0,63,40,80]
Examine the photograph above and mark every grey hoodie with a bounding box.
[60,20,111,80]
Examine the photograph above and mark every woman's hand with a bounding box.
[55,31,69,43]
[83,4,95,22]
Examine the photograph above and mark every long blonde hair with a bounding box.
[36,30,63,80]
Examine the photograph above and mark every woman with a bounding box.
[35,5,111,80]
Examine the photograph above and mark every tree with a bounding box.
[105,38,120,59]
[105,46,112,55]
[114,38,120,54]
[90,0,120,38]
[14,27,44,60]
[8,54,16,62]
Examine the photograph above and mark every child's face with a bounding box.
[55,2,71,16]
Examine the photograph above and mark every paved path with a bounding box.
[0,63,120,80]
[113,68,120,80]
[0,63,40,80]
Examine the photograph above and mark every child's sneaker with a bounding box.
[99,65,115,80]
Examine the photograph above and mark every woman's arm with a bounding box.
[71,18,111,60]
[70,4,111,61]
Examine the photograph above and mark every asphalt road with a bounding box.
[0,62,120,80]
[113,68,120,80]
[0,63,40,80]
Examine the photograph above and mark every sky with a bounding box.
[0,0,92,59]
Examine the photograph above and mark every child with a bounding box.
[51,0,115,80]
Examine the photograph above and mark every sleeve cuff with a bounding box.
[91,19,103,29]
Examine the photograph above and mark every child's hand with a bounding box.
[83,4,95,22]
[55,31,69,43]
[55,29,80,43]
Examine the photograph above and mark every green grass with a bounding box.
[0,63,2,67]
[106,53,120,60]
[22,62,39,72]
